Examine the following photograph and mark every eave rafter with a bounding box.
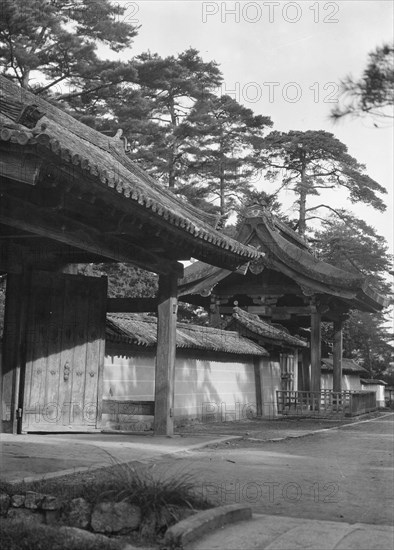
[0,192,183,276]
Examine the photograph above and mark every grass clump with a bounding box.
[1,458,213,543]
[93,460,211,537]
[0,520,122,550]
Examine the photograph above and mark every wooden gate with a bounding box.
[21,271,107,432]
[280,353,295,392]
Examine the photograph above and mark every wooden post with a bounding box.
[293,349,298,391]
[310,304,321,394]
[209,296,221,327]
[300,348,310,392]
[333,318,343,392]
[1,271,30,434]
[253,357,263,417]
[154,271,178,436]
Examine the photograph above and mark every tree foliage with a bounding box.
[180,95,272,217]
[313,214,392,293]
[259,130,387,235]
[0,0,138,93]
[77,263,158,298]
[99,49,223,189]
[331,42,394,124]
[315,217,393,377]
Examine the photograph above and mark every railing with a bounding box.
[276,390,376,417]
[349,391,376,416]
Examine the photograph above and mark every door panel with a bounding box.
[22,271,106,432]
[280,353,295,392]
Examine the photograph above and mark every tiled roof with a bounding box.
[178,205,389,312]
[106,314,268,356]
[0,75,260,263]
[321,357,368,375]
[360,378,387,385]
[229,307,308,348]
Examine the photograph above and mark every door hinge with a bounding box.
[16,408,23,419]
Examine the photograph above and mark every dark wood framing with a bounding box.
[154,272,178,436]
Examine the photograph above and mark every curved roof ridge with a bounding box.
[0,75,261,264]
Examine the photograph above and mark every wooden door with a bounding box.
[22,271,107,432]
[280,353,295,392]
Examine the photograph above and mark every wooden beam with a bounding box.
[310,307,321,393]
[107,297,158,313]
[154,272,178,436]
[0,193,183,276]
[217,283,300,296]
[102,400,154,416]
[0,151,42,186]
[219,305,311,317]
[333,319,343,392]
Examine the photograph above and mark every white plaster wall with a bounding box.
[321,373,362,391]
[103,347,257,427]
[361,383,385,406]
[104,351,155,401]
[174,355,256,422]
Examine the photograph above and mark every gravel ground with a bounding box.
[176,410,388,446]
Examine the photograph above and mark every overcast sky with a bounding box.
[113,0,393,251]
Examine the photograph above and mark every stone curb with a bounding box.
[162,503,252,549]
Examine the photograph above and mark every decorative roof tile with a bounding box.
[178,204,389,312]
[229,307,308,348]
[0,75,260,263]
[321,357,368,375]
[106,314,268,356]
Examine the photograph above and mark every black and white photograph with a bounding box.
[0,1,393,548]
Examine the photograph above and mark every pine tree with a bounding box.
[97,49,223,189]
[0,0,138,95]
[331,42,394,124]
[180,95,272,217]
[260,130,387,236]
[315,215,393,377]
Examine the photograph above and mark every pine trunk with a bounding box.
[298,165,307,236]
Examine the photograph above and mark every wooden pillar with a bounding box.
[293,349,298,391]
[333,318,343,392]
[154,271,178,436]
[1,271,30,433]
[253,357,263,417]
[209,296,221,327]
[300,348,311,391]
[310,304,321,393]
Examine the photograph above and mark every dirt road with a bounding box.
[159,413,394,526]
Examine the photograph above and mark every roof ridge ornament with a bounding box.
[244,202,267,219]
[0,91,45,128]
[113,128,131,153]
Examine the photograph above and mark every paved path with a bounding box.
[187,514,394,550]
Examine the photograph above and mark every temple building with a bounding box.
[0,75,260,435]
[178,203,388,409]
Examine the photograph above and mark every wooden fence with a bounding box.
[276,390,376,417]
